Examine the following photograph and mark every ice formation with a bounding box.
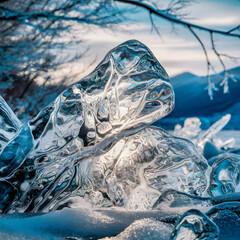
[208,153,240,197]
[87,127,208,210]
[173,114,234,153]
[1,126,209,212]
[0,40,176,213]
[0,40,240,240]
[170,209,219,240]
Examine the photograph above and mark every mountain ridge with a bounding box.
[155,66,240,129]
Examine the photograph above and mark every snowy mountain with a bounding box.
[155,67,240,129]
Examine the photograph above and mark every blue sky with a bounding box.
[64,0,240,79]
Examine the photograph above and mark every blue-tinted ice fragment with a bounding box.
[170,209,219,240]
[0,124,33,177]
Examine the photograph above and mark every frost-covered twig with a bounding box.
[115,0,240,98]
[115,0,240,37]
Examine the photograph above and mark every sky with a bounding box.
[56,0,240,82]
[32,1,240,129]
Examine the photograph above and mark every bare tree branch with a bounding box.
[115,0,240,38]
[227,25,240,34]
[0,0,122,120]
[114,0,240,98]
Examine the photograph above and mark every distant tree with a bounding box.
[0,0,121,119]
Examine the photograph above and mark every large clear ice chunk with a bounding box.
[0,40,176,212]
[0,40,174,178]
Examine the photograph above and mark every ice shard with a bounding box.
[208,153,240,197]
[198,114,231,151]
[173,114,233,153]
[170,209,219,240]
[0,96,21,153]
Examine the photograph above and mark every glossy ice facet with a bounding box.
[0,96,21,153]
[170,209,219,240]
[208,153,240,197]
[0,124,33,178]
[153,189,213,210]
[88,127,208,210]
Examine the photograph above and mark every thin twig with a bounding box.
[149,11,162,37]
[115,0,240,38]
[188,25,215,99]
[210,32,229,93]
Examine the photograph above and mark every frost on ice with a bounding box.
[0,40,240,240]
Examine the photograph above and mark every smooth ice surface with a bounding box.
[0,96,21,153]
[208,153,240,197]
[170,209,219,240]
